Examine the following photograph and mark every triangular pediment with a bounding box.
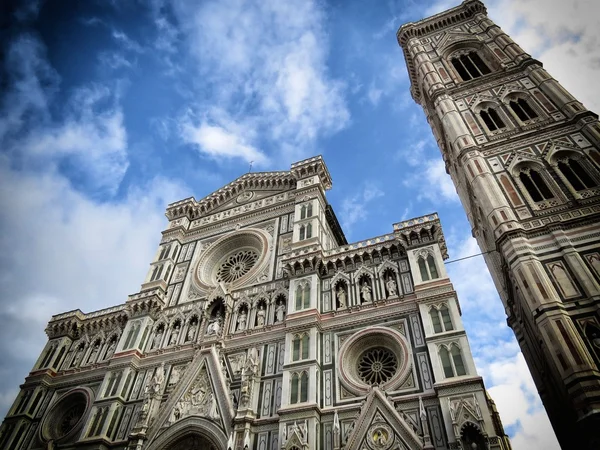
[148,347,233,442]
[344,388,424,450]
[438,30,478,52]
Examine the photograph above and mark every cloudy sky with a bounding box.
[1,0,598,447]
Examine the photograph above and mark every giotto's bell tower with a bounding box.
[398,1,600,449]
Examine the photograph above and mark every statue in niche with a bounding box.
[105,339,116,359]
[168,365,185,386]
[186,321,197,342]
[386,276,398,297]
[152,327,164,349]
[275,301,286,322]
[237,309,247,331]
[88,341,100,363]
[336,286,347,308]
[361,282,372,303]
[72,345,85,367]
[256,305,266,326]
[207,312,222,336]
[169,325,180,345]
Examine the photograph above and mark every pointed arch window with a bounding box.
[557,158,597,191]
[299,225,305,240]
[509,98,538,122]
[292,334,310,361]
[295,282,311,310]
[430,304,454,334]
[306,223,313,239]
[300,205,307,219]
[518,168,554,202]
[450,51,491,81]
[440,344,468,378]
[480,108,505,132]
[418,253,439,282]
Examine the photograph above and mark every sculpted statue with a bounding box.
[275,302,286,322]
[72,345,84,367]
[150,362,165,394]
[361,282,372,303]
[152,328,163,349]
[231,353,246,374]
[88,341,100,363]
[386,277,398,297]
[256,305,266,326]
[237,310,247,331]
[186,322,197,342]
[169,325,180,345]
[105,339,116,359]
[336,286,347,308]
[169,365,184,386]
[207,312,222,336]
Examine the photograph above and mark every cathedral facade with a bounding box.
[397,1,600,449]
[0,157,511,450]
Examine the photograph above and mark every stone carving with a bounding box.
[336,286,347,308]
[71,345,84,367]
[104,339,116,359]
[256,305,266,326]
[169,325,180,345]
[149,363,165,395]
[206,312,223,336]
[152,327,164,349]
[275,301,286,322]
[237,310,247,331]
[168,364,186,387]
[386,277,398,297]
[245,347,260,376]
[361,282,372,303]
[186,322,197,342]
[88,341,100,363]
[167,366,218,425]
[230,353,246,375]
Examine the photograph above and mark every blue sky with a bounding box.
[1,0,599,448]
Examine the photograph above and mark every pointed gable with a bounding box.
[344,388,424,450]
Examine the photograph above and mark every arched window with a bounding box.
[295,282,311,310]
[300,372,309,402]
[290,373,299,404]
[163,265,172,281]
[427,254,439,279]
[518,168,553,202]
[300,205,307,219]
[557,158,597,191]
[7,423,26,450]
[306,223,313,239]
[40,344,57,368]
[52,346,66,369]
[509,98,538,121]
[451,345,467,376]
[299,225,306,241]
[27,390,43,415]
[450,51,491,81]
[430,305,453,333]
[440,305,454,331]
[461,423,487,450]
[440,345,467,378]
[418,257,429,282]
[307,202,313,217]
[106,406,122,440]
[430,309,443,333]
[293,334,310,361]
[440,347,454,378]
[480,108,505,131]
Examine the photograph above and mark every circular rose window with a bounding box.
[215,250,259,283]
[193,229,271,290]
[40,388,92,444]
[358,347,398,385]
[338,326,412,395]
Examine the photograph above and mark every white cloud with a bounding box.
[164,0,349,161]
[340,183,385,233]
[182,121,267,165]
[0,158,187,416]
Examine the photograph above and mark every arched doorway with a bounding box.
[460,422,487,450]
[166,433,218,450]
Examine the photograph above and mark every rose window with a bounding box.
[358,347,398,385]
[59,403,86,436]
[215,250,259,283]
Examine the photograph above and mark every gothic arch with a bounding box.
[145,417,227,450]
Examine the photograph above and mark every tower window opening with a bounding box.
[519,169,553,202]
[480,109,505,131]
[510,98,538,121]
[558,159,597,191]
[451,51,491,81]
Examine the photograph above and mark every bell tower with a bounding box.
[398,1,600,449]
